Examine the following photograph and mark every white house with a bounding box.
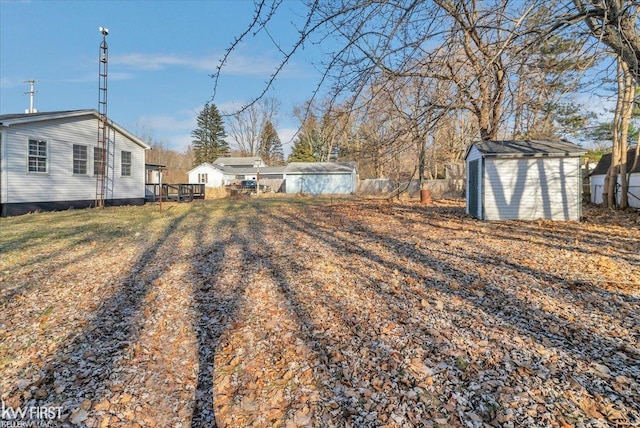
[590,147,640,208]
[213,156,265,169]
[283,162,358,194]
[0,110,149,217]
[465,140,586,221]
[187,162,226,188]
[188,157,285,188]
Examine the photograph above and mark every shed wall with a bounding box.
[285,173,355,194]
[483,157,581,220]
[590,173,640,208]
[2,116,145,205]
[188,165,224,188]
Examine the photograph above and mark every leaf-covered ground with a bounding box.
[0,198,638,427]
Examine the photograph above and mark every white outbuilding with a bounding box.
[0,110,149,217]
[590,147,640,208]
[465,140,586,221]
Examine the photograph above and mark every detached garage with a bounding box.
[284,162,357,194]
[465,140,586,221]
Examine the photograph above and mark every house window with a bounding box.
[73,144,87,174]
[198,173,208,183]
[121,151,132,177]
[28,139,47,173]
[94,147,106,175]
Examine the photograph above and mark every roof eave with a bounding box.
[0,110,150,150]
[483,152,587,158]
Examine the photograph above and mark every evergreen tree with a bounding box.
[288,135,317,162]
[259,121,285,165]
[191,103,229,165]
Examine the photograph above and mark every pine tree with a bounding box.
[288,136,317,162]
[288,114,321,162]
[259,121,285,166]
[191,103,229,165]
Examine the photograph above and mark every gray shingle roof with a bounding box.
[0,109,149,149]
[471,140,586,157]
[213,157,263,166]
[590,147,640,175]
[284,162,357,174]
[0,110,94,123]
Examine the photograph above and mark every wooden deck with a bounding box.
[145,184,205,202]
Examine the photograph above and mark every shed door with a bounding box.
[468,160,479,218]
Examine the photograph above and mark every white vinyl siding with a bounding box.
[73,144,88,174]
[3,114,146,204]
[483,157,581,221]
[188,163,224,188]
[591,173,640,208]
[28,139,47,173]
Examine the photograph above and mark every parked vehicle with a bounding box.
[239,180,271,193]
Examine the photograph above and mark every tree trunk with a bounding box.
[610,60,634,208]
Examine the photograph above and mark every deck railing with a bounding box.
[145,184,205,202]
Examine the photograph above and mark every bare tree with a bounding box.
[213,0,549,142]
[225,97,280,156]
[572,0,640,82]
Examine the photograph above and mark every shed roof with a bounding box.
[468,139,586,158]
[222,165,287,175]
[0,109,150,149]
[213,156,263,166]
[285,162,357,174]
[590,147,640,176]
[187,162,286,175]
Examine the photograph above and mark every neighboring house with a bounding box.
[188,157,286,188]
[213,156,265,169]
[187,162,226,188]
[0,110,149,217]
[465,140,586,221]
[283,162,358,194]
[590,147,640,208]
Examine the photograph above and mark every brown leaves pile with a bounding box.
[0,199,638,427]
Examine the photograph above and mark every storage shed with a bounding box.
[465,140,586,221]
[590,147,640,208]
[0,110,149,217]
[284,162,357,194]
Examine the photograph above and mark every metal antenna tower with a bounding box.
[95,27,110,208]
[23,80,38,113]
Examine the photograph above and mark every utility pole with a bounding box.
[23,80,38,113]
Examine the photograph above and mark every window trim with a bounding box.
[72,144,88,175]
[121,150,132,177]
[27,138,48,174]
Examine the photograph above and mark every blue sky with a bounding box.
[0,0,323,153]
